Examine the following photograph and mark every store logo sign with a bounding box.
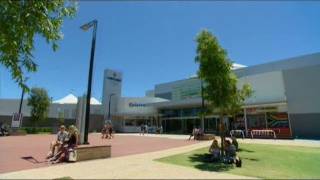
[129,102,146,107]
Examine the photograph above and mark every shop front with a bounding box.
[242,103,292,138]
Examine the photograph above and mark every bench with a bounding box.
[230,130,245,139]
[76,145,111,161]
[196,134,215,140]
[250,129,276,139]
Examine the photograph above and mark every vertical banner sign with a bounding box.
[11,113,23,128]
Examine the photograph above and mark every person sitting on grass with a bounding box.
[224,139,242,167]
[209,139,220,162]
[46,125,68,159]
[50,125,78,163]
[231,136,239,151]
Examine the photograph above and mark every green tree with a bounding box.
[27,87,51,126]
[0,0,77,90]
[226,82,253,130]
[195,30,239,155]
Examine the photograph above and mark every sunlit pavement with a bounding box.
[1,133,319,179]
[0,133,197,174]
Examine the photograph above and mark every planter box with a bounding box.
[76,145,111,161]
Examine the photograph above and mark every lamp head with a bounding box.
[80,20,97,31]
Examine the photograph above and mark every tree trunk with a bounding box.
[219,113,225,157]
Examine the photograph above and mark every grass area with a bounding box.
[155,143,320,179]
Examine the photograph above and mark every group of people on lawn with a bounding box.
[46,125,78,163]
[208,136,241,167]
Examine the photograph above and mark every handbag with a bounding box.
[68,149,77,162]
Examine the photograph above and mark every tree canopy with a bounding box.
[27,87,51,126]
[0,0,77,90]
[195,29,252,154]
[195,30,236,112]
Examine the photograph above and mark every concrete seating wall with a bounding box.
[76,145,111,161]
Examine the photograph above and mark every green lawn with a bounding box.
[155,143,320,179]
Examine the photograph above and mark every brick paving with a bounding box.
[0,133,197,174]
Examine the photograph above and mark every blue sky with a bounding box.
[1,1,320,101]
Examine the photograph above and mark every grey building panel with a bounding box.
[155,92,172,100]
[283,64,320,114]
[235,52,320,77]
[289,113,320,139]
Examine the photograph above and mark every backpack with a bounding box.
[235,157,242,167]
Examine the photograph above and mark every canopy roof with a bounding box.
[53,94,101,105]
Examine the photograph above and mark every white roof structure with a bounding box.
[189,63,247,78]
[232,63,247,70]
[53,94,101,105]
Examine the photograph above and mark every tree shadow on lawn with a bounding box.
[188,154,233,172]
[238,148,255,153]
[188,152,259,172]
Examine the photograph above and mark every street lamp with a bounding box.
[18,77,29,115]
[80,20,98,144]
[107,93,116,121]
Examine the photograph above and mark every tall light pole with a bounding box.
[18,77,29,115]
[107,93,116,121]
[80,20,98,144]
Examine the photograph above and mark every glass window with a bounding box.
[125,119,135,126]
[247,114,266,129]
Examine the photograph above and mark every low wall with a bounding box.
[77,145,111,161]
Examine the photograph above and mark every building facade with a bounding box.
[0,53,319,138]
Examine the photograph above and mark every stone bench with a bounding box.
[76,145,111,161]
[196,134,215,141]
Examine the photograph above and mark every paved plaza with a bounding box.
[0,133,197,174]
[1,133,320,179]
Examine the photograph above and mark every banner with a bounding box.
[11,113,23,128]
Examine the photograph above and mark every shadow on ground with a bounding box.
[188,147,259,172]
[188,154,234,172]
[238,148,255,153]
[21,156,46,164]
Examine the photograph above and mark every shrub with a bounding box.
[22,127,53,134]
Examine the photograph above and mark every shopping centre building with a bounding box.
[0,52,320,138]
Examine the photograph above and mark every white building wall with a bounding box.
[238,71,287,105]
[0,99,101,119]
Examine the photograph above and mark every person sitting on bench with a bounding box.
[46,125,68,159]
[50,125,78,163]
[188,127,198,140]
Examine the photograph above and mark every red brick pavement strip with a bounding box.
[0,133,197,174]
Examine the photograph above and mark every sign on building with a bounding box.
[11,113,23,128]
